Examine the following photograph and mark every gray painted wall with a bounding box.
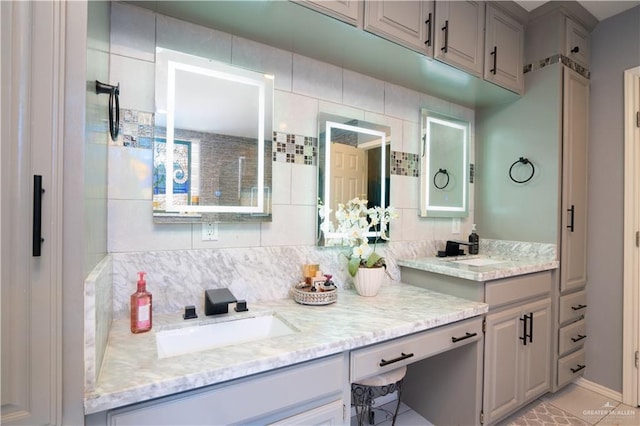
[585,5,640,393]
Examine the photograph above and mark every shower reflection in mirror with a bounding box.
[420,109,469,218]
[317,113,391,246]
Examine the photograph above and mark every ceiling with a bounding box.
[514,1,640,21]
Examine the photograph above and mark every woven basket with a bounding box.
[292,283,337,305]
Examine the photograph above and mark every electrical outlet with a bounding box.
[451,218,461,234]
[201,222,219,241]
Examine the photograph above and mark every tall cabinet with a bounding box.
[477,6,591,392]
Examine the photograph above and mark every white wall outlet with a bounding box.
[201,222,219,241]
[451,218,461,234]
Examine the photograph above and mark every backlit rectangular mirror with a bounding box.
[420,109,469,218]
[317,113,391,246]
[153,48,273,223]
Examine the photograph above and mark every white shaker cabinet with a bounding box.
[364,0,435,56]
[483,298,552,425]
[565,17,590,68]
[484,4,524,94]
[434,0,485,77]
[292,0,363,27]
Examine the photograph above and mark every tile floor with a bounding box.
[351,383,640,426]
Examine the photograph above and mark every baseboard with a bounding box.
[574,377,623,403]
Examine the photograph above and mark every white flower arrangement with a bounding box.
[318,197,398,277]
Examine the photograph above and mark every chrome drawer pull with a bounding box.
[571,304,587,311]
[379,352,414,367]
[570,364,586,373]
[451,332,477,343]
[571,334,587,343]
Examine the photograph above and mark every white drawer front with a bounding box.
[485,271,552,309]
[350,317,482,382]
[558,319,586,356]
[559,290,587,325]
[557,349,586,388]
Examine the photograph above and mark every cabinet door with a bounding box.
[521,299,552,402]
[565,18,589,68]
[560,69,589,293]
[294,0,363,27]
[269,400,343,425]
[483,305,521,424]
[364,1,434,56]
[484,4,523,94]
[434,0,484,77]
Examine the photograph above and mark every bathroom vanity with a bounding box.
[398,253,563,425]
[84,284,488,425]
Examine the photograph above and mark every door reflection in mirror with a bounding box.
[317,114,391,246]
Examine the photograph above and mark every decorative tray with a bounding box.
[291,282,337,305]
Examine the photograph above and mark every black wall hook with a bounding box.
[95,80,120,141]
[509,157,535,183]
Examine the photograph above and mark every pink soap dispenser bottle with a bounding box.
[131,272,152,334]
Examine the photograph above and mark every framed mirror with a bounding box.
[317,113,391,246]
[419,109,469,218]
[153,48,273,223]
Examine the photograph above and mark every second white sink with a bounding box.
[156,314,297,359]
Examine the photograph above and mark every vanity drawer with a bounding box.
[558,319,586,356]
[350,317,482,382]
[557,349,586,388]
[559,290,587,325]
[485,271,552,308]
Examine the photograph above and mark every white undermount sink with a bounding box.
[450,258,505,267]
[156,314,297,359]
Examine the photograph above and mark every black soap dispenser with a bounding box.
[469,224,479,255]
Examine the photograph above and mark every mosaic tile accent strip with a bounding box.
[505,401,589,425]
[113,109,155,148]
[272,131,317,165]
[391,151,419,177]
[523,54,590,79]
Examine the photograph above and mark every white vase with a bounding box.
[354,267,385,297]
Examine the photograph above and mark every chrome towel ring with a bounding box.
[433,168,450,189]
[509,157,535,183]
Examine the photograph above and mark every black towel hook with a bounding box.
[95,80,120,141]
[509,157,535,183]
[433,168,450,189]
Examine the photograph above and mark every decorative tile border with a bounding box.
[113,109,155,148]
[391,151,419,177]
[272,131,317,165]
[524,53,590,79]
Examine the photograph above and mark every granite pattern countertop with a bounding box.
[397,255,559,282]
[85,283,487,414]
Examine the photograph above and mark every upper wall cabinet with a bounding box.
[364,1,435,56]
[564,18,589,68]
[484,4,524,95]
[434,1,485,78]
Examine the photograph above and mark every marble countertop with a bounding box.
[397,255,559,282]
[85,283,488,414]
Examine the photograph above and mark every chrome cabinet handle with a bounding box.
[379,352,414,367]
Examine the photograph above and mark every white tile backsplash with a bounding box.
[292,54,343,103]
[109,54,155,112]
[108,199,192,252]
[343,69,385,114]
[231,36,293,92]
[105,5,476,257]
[108,146,152,200]
[156,14,232,63]
[110,2,156,61]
